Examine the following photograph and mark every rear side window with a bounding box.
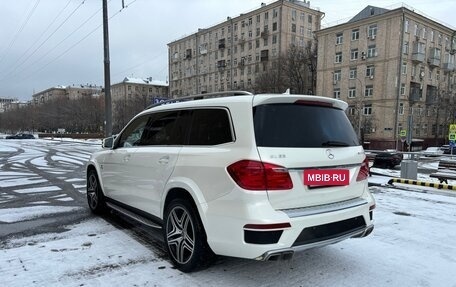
[188,109,233,145]
[253,103,359,147]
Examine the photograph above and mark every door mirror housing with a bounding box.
[102,136,115,149]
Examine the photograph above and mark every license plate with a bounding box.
[304,169,349,186]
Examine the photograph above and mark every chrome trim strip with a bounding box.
[288,163,361,171]
[106,202,162,229]
[257,224,374,261]
[280,197,368,218]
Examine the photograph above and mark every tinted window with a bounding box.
[140,111,186,145]
[254,103,359,147]
[117,116,149,148]
[188,109,233,145]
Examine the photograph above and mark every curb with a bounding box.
[387,178,456,191]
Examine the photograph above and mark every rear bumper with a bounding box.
[203,193,375,260]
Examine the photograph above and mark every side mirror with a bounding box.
[102,136,114,149]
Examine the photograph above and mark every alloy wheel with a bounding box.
[166,206,195,265]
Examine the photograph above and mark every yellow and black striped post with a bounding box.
[387,178,456,191]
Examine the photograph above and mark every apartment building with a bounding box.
[316,5,456,149]
[110,77,169,131]
[167,0,323,97]
[0,98,17,112]
[32,85,102,105]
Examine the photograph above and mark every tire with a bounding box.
[86,169,106,214]
[163,198,214,272]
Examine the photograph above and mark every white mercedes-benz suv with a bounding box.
[86,91,375,272]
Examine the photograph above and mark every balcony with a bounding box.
[411,52,425,63]
[427,57,440,67]
[443,62,455,72]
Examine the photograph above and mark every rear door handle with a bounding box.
[123,154,131,162]
[158,156,170,164]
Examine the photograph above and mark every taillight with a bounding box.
[227,160,293,190]
[356,157,370,182]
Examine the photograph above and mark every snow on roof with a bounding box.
[122,77,168,87]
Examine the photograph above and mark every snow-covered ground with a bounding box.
[1,139,456,287]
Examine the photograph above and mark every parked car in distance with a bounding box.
[440,145,456,155]
[86,91,375,272]
[373,152,403,169]
[5,133,35,139]
[422,147,444,157]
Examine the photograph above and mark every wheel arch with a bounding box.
[163,187,209,233]
[86,163,105,196]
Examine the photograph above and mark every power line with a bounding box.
[0,0,41,66]
[4,0,86,79]
[13,4,102,79]
[20,0,137,81]
[3,0,73,76]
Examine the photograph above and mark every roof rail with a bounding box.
[145,90,253,109]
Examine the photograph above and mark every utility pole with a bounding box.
[103,0,112,137]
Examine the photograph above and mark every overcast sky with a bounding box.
[0,0,455,101]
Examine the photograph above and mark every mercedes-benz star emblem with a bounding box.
[326,149,335,159]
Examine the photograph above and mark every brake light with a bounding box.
[356,157,370,182]
[294,100,333,107]
[227,160,293,190]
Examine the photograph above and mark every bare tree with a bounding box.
[254,43,317,94]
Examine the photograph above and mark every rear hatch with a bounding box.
[253,95,366,210]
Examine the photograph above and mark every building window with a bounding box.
[265,11,269,21]
[291,10,297,21]
[307,28,312,37]
[348,106,356,116]
[366,65,375,77]
[401,83,406,96]
[402,62,407,74]
[335,52,342,63]
[422,27,426,39]
[256,15,260,23]
[430,30,434,42]
[404,19,409,33]
[363,104,372,115]
[399,102,404,115]
[273,8,278,18]
[365,85,374,97]
[368,24,377,38]
[349,67,357,79]
[272,35,277,44]
[403,41,409,54]
[367,45,377,58]
[273,22,277,31]
[351,48,358,60]
[414,24,419,36]
[333,70,341,82]
[334,88,340,99]
[291,24,296,33]
[348,88,356,98]
[351,29,359,41]
[336,33,343,45]
[308,15,312,24]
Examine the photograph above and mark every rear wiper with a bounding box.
[321,141,350,147]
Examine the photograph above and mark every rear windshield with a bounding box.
[253,103,360,148]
